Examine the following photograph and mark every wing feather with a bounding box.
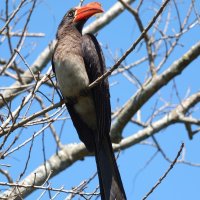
[81,34,111,144]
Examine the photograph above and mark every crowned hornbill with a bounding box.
[52,2,126,200]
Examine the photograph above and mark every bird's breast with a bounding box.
[54,53,97,129]
[54,54,89,97]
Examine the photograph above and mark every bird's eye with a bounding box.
[68,10,75,18]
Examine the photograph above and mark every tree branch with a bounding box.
[0,0,135,108]
[1,91,200,199]
[110,41,200,140]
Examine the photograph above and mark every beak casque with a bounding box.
[73,2,104,22]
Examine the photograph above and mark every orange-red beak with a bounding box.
[73,2,104,22]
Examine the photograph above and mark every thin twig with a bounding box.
[142,143,184,200]
[14,49,37,81]
[0,0,26,34]
[89,0,170,89]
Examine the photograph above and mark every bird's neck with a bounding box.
[56,24,83,41]
[55,25,83,58]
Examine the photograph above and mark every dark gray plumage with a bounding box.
[52,3,126,199]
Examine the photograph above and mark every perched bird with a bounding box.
[52,2,126,200]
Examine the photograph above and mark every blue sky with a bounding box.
[0,0,200,199]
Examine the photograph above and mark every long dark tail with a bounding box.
[94,135,126,200]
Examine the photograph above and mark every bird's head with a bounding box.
[57,2,104,36]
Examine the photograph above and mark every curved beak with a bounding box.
[73,2,104,22]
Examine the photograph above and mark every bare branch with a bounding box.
[0,0,136,109]
[142,143,184,200]
[1,90,200,198]
[89,0,171,89]
[0,0,26,34]
[0,32,45,37]
[111,41,200,140]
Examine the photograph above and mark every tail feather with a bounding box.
[94,135,126,200]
